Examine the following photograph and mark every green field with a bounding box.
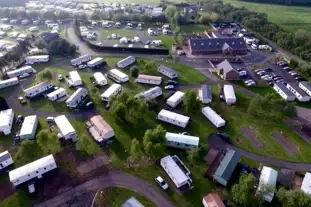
[225,0,311,32]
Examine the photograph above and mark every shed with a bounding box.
[202,193,225,207]
[19,115,38,140]
[277,168,295,188]
[216,60,239,81]
[257,166,278,202]
[122,197,144,207]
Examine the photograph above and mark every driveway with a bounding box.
[35,170,175,207]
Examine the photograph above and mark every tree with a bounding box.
[199,14,211,24]
[277,188,311,207]
[14,140,43,166]
[110,102,127,123]
[187,148,199,162]
[90,11,101,20]
[177,34,185,45]
[184,90,200,113]
[130,138,141,158]
[40,70,53,81]
[283,103,297,117]
[48,38,76,56]
[247,95,263,116]
[164,5,177,19]
[130,66,139,77]
[142,125,166,158]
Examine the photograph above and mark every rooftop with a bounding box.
[165,132,199,146]
[54,115,75,136]
[137,74,162,81]
[275,83,295,96]
[88,115,114,141]
[0,109,13,128]
[189,37,247,51]
[158,65,177,75]
[122,196,144,207]
[0,151,11,163]
[213,150,240,181]
[203,193,225,207]
[158,109,190,124]
[19,115,37,136]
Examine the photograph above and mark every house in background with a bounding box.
[216,60,240,80]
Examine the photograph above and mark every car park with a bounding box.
[155,176,169,190]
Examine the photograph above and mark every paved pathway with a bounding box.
[35,170,175,207]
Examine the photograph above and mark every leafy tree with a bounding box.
[277,188,311,207]
[40,70,53,81]
[164,5,177,19]
[187,148,199,163]
[37,130,61,154]
[283,103,297,117]
[142,125,166,158]
[247,95,262,116]
[130,66,139,78]
[110,102,127,123]
[14,140,43,166]
[144,141,153,156]
[130,138,141,158]
[48,38,76,56]
[55,10,70,20]
[184,90,200,113]
[177,34,185,45]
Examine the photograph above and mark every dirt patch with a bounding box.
[240,126,263,148]
[271,132,297,155]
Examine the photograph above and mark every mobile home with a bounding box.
[7,66,34,78]
[157,65,177,79]
[0,77,19,89]
[23,82,54,99]
[67,71,83,87]
[157,109,190,128]
[66,88,88,109]
[299,81,311,97]
[71,55,91,66]
[199,84,212,104]
[257,166,278,202]
[135,74,162,85]
[0,151,13,170]
[165,132,199,149]
[9,154,57,186]
[86,115,115,145]
[116,56,136,68]
[19,115,38,140]
[201,106,226,128]
[25,55,49,64]
[166,91,185,108]
[93,72,107,86]
[135,86,162,101]
[108,69,129,83]
[28,26,39,32]
[0,109,14,135]
[87,57,105,68]
[273,83,295,101]
[101,84,121,102]
[47,88,67,101]
[223,85,236,105]
[54,115,77,142]
[287,83,310,102]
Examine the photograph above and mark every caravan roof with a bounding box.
[137,74,162,81]
[165,132,199,146]
[0,109,13,128]
[301,172,311,195]
[19,115,37,137]
[110,69,128,79]
[0,151,11,163]
[54,115,75,136]
[167,91,184,104]
[158,109,189,124]
[88,57,103,65]
[69,71,81,82]
[47,88,66,98]
[257,166,278,201]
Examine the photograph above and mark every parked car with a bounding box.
[18,96,27,104]
[155,176,168,190]
[16,115,24,124]
[58,75,64,81]
[20,73,30,78]
[166,80,178,85]
[85,101,94,108]
[46,117,55,124]
[78,64,87,69]
[164,85,176,90]
[265,68,273,72]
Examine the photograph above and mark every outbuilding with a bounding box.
[223,85,236,105]
[67,71,83,87]
[9,154,57,186]
[157,109,190,128]
[54,115,77,142]
[299,81,311,97]
[66,88,88,109]
[93,72,107,86]
[19,115,38,140]
[166,91,185,108]
[86,115,115,145]
[87,57,105,68]
[286,83,310,102]
[47,88,67,101]
[273,83,295,101]
[0,109,14,135]
[199,84,212,104]
[117,56,136,68]
[7,65,34,78]
[25,55,49,64]
[24,82,54,99]
[135,86,162,101]
[201,106,226,128]
[0,151,13,170]
[257,166,278,202]
[157,65,177,79]
[71,55,91,66]
[108,69,129,83]
[135,74,162,85]
[101,84,122,102]
[0,77,19,89]
[165,132,199,149]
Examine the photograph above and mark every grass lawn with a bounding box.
[225,0,311,32]
[181,24,212,33]
[93,187,156,207]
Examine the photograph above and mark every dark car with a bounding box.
[265,68,273,72]
[166,80,178,85]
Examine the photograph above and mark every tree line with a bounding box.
[238,0,311,6]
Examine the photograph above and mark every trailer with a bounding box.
[71,55,91,66]
[24,82,54,99]
[201,106,226,128]
[223,85,236,105]
[108,69,129,83]
[0,109,14,135]
[19,115,38,140]
[135,74,162,85]
[7,66,34,78]
[135,86,162,101]
[47,88,67,101]
[165,132,199,149]
[28,26,39,32]
[116,56,136,68]
[0,151,13,170]
[158,65,177,79]
[166,91,185,108]
[101,84,121,102]
[66,88,88,109]
[25,55,49,64]
[86,115,115,145]
[157,109,190,128]
[67,71,82,87]
[0,77,19,89]
[93,72,107,86]
[87,57,105,68]
[199,84,212,104]
[54,115,77,142]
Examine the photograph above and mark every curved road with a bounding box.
[35,170,175,207]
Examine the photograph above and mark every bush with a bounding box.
[130,66,139,77]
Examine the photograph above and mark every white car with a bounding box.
[58,75,64,81]
[164,85,175,90]
[20,73,30,78]
[155,176,168,190]
[78,64,87,69]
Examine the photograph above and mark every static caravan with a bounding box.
[23,82,54,99]
[19,115,38,140]
[273,83,295,101]
[66,88,88,109]
[0,151,13,170]
[86,115,115,145]
[223,85,236,105]
[201,106,226,128]
[29,26,39,32]
[0,77,19,89]
[135,74,162,85]
[8,32,19,38]
[101,84,121,102]
[1,25,13,31]
[93,72,107,86]
[47,88,67,101]
[10,19,17,24]
[116,56,136,68]
[160,155,192,189]
[299,81,311,97]
[7,66,34,78]
[286,83,310,102]
[9,154,57,186]
[87,57,105,68]
[301,172,311,196]
[21,19,29,25]
[71,55,91,66]
[257,166,278,202]
[165,132,199,149]
[166,91,185,108]
[199,84,212,104]
[54,115,77,142]
[25,55,49,64]
[158,65,178,79]
[157,109,190,128]
[108,69,129,83]
[0,109,14,135]
[135,86,162,101]
[67,71,83,87]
